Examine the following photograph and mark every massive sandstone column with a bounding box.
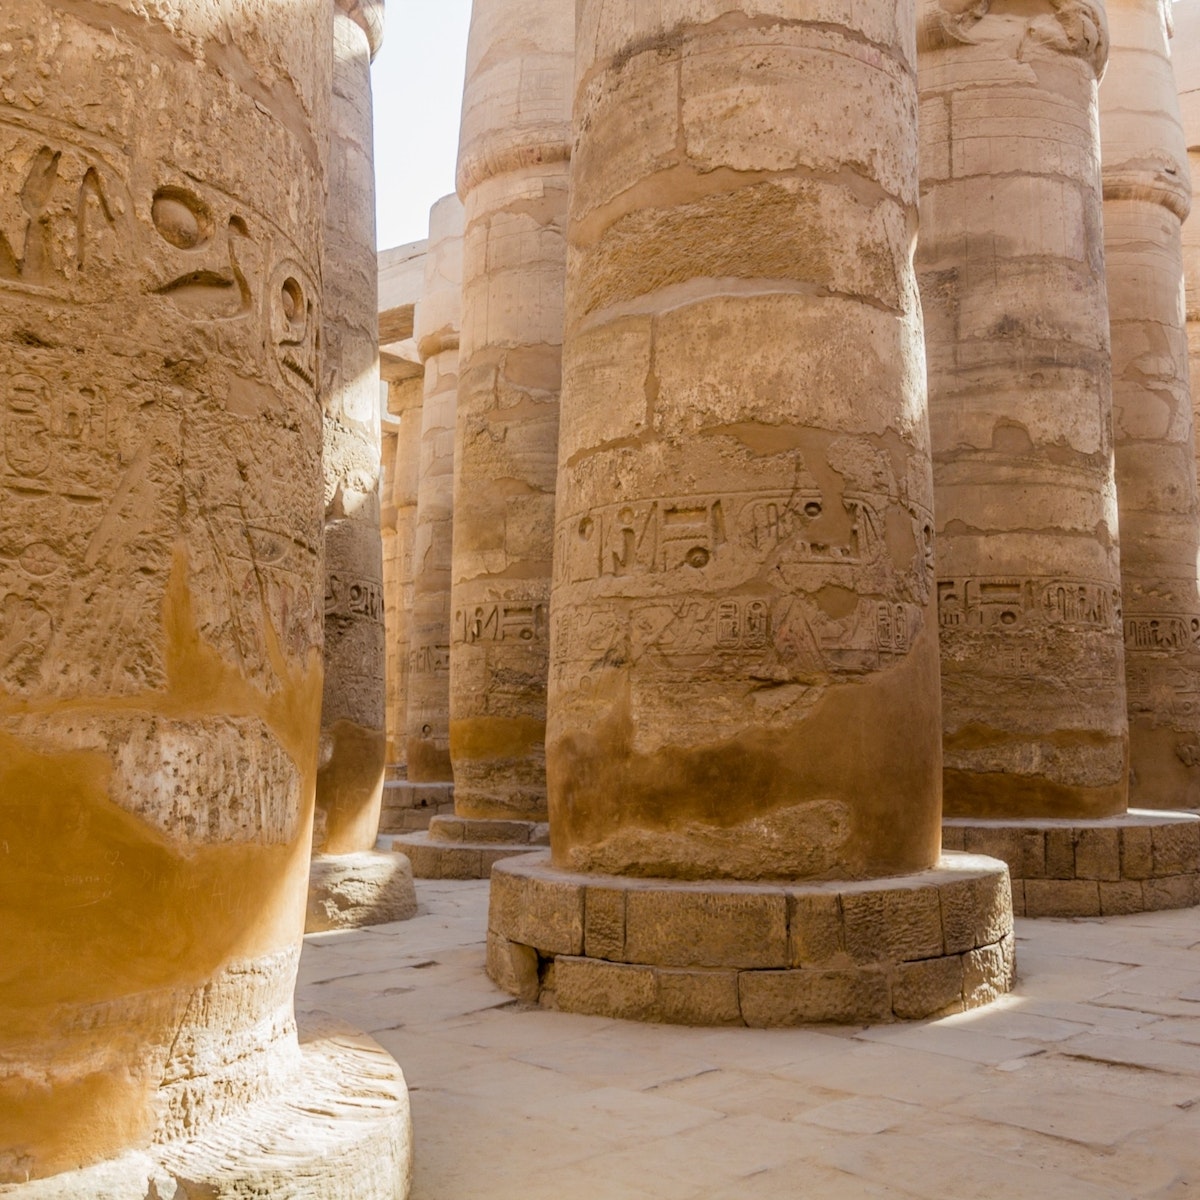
[1104,0,1200,811]
[404,196,463,796]
[1179,3,1200,466]
[401,0,572,877]
[0,1,409,1195]
[921,0,1200,916]
[488,0,1015,1025]
[309,0,416,931]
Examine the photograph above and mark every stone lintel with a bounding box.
[1,1020,412,1199]
[486,853,1015,1025]
[942,810,1200,916]
[306,851,418,933]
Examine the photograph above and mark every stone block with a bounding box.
[1011,879,1026,917]
[1074,827,1121,881]
[841,884,944,964]
[963,935,1016,1009]
[306,852,418,933]
[787,890,845,967]
[555,957,657,1021]
[427,816,466,843]
[962,825,1043,878]
[938,869,1011,955]
[1142,874,1200,911]
[656,968,742,1025]
[623,887,788,969]
[941,824,967,851]
[891,955,965,1020]
[489,862,585,955]
[584,886,627,960]
[408,842,484,879]
[1099,880,1146,916]
[1023,879,1101,918]
[1151,820,1200,877]
[1044,828,1077,878]
[486,931,540,1003]
[1121,825,1155,879]
[461,819,541,845]
[739,968,891,1027]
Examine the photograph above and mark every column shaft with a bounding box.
[407,197,464,781]
[918,0,1128,818]
[449,0,573,822]
[1102,0,1200,807]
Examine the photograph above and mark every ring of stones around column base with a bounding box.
[942,809,1200,918]
[1,1019,412,1200]
[486,852,1015,1026]
[394,816,550,880]
[379,779,456,833]
[306,850,419,932]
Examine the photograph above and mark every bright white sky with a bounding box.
[371,1,473,251]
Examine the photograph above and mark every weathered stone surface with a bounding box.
[0,0,338,1184]
[948,813,1200,915]
[488,854,1014,1025]
[306,850,418,932]
[918,0,1129,820]
[548,0,943,883]
[406,195,464,783]
[485,932,540,1003]
[379,779,455,833]
[1178,3,1200,495]
[1102,0,1200,810]
[315,0,388,859]
[449,0,573,824]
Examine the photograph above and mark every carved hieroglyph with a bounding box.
[918,0,1130,818]
[316,0,388,855]
[548,0,942,880]
[0,0,329,1181]
[449,0,573,821]
[406,196,464,781]
[1102,0,1200,807]
[1180,3,1200,475]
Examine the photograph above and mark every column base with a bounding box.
[0,1018,412,1199]
[395,816,549,880]
[379,780,455,833]
[306,851,419,932]
[943,809,1200,917]
[487,851,1015,1026]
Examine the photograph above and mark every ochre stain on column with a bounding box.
[315,0,388,855]
[0,0,330,1174]
[406,196,464,782]
[1178,4,1200,477]
[549,0,942,881]
[449,0,573,821]
[918,0,1129,819]
[1102,0,1200,808]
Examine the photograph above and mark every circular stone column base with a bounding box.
[487,852,1015,1026]
[0,1018,412,1200]
[306,851,419,932]
[942,809,1200,917]
[395,815,549,880]
[379,779,456,834]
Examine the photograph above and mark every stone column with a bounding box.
[405,196,464,801]
[920,0,1200,916]
[399,0,572,878]
[308,0,416,931]
[1178,3,1200,467]
[1103,0,1200,814]
[488,0,1015,1025]
[0,1,410,1195]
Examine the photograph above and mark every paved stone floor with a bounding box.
[296,880,1200,1199]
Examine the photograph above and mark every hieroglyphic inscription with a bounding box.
[1125,614,1200,653]
[325,574,384,622]
[937,578,1120,630]
[410,644,451,675]
[558,489,908,584]
[454,602,548,645]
